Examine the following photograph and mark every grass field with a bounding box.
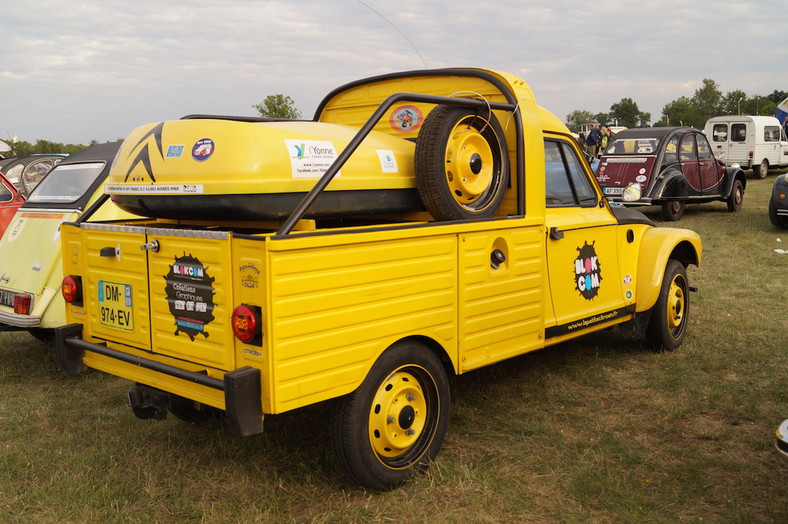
[1,171,787,523]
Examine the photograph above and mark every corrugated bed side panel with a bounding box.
[267,235,457,412]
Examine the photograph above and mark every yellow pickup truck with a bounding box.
[55,68,701,491]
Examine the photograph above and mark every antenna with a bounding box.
[358,0,428,69]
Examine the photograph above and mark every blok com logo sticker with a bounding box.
[574,241,602,300]
[164,253,215,341]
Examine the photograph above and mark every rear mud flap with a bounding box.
[55,323,85,375]
[225,367,264,437]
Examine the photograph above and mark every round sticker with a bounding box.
[389,105,423,132]
[638,168,646,175]
[192,138,215,162]
[636,175,647,182]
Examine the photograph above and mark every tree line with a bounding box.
[2,138,101,158]
[2,94,302,159]
[9,83,782,155]
[566,80,787,132]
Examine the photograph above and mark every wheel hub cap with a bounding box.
[369,370,427,458]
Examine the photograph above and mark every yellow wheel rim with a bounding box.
[666,275,686,337]
[368,368,429,460]
[444,119,495,206]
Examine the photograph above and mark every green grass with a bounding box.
[2,172,787,523]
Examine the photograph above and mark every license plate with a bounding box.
[0,288,32,309]
[604,187,624,195]
[98,280,133,331]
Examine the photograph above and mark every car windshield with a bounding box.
[26,162,105,204]
[604,137,660,155]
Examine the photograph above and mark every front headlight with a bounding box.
[622,183,642,202]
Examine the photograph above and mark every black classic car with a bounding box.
[595,127,746,221]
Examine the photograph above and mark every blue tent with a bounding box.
[776,96,788,125]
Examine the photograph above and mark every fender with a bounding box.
[772,173,788,202]
[721,167,747,197]
[635,227,702,312]
[650,169,688,200]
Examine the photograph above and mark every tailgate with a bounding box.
[79,223,151,350]
[147,227,236,370]
[75,224,236,371]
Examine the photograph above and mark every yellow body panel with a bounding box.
[635,227,703,312]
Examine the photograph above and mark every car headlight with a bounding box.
[621,183,642,202]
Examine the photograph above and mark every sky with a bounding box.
[1,0,785,145]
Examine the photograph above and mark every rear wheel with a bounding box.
[332,341,450,491]
[726,179,744,212]
[661,200,685,221]
[646,260,689,351]
[415,105,509,220]
[753,159,768,179]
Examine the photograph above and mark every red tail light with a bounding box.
[232,304,261,343]
[13,294,31,315]
[62,275,83,305]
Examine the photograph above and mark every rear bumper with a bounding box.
[0,308,42,328]
[55,323,264,436]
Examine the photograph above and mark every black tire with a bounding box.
[646,260,690,351]
[726,179,744,212]
[332,341,450,491]
[661,200,685,221]
[753,159,768,179]
[167,394,220,423]
[770,200,788,229]
[414,105,509,221]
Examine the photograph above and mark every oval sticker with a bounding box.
[192,138,215,162]
[389,105,423,133]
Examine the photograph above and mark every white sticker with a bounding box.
[638,168,646,175]
[376,150,398,173]
[285,139,341,178]
[636,175,647,182]
[104,184,204,194]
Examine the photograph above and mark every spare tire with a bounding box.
[414,105,509,220]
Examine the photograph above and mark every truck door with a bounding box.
[679,134,702,192]
[765,124,783,165]
[729,123,748,166]
[695,133,722,192]
[543,140,626,336]
[709,122,729,162]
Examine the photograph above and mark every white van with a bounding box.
[703,115,788,178]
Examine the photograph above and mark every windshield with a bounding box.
[604,137,660,155]
[26,162,105,204]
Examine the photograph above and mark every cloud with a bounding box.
[0,0,783,143]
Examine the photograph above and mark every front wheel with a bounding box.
[332,341,450,491]
[646,260,690,351]
[753,159,768,179]
[726,179,744,212]
[661,200,685,221]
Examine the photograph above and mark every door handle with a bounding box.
[549,227,564,240]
